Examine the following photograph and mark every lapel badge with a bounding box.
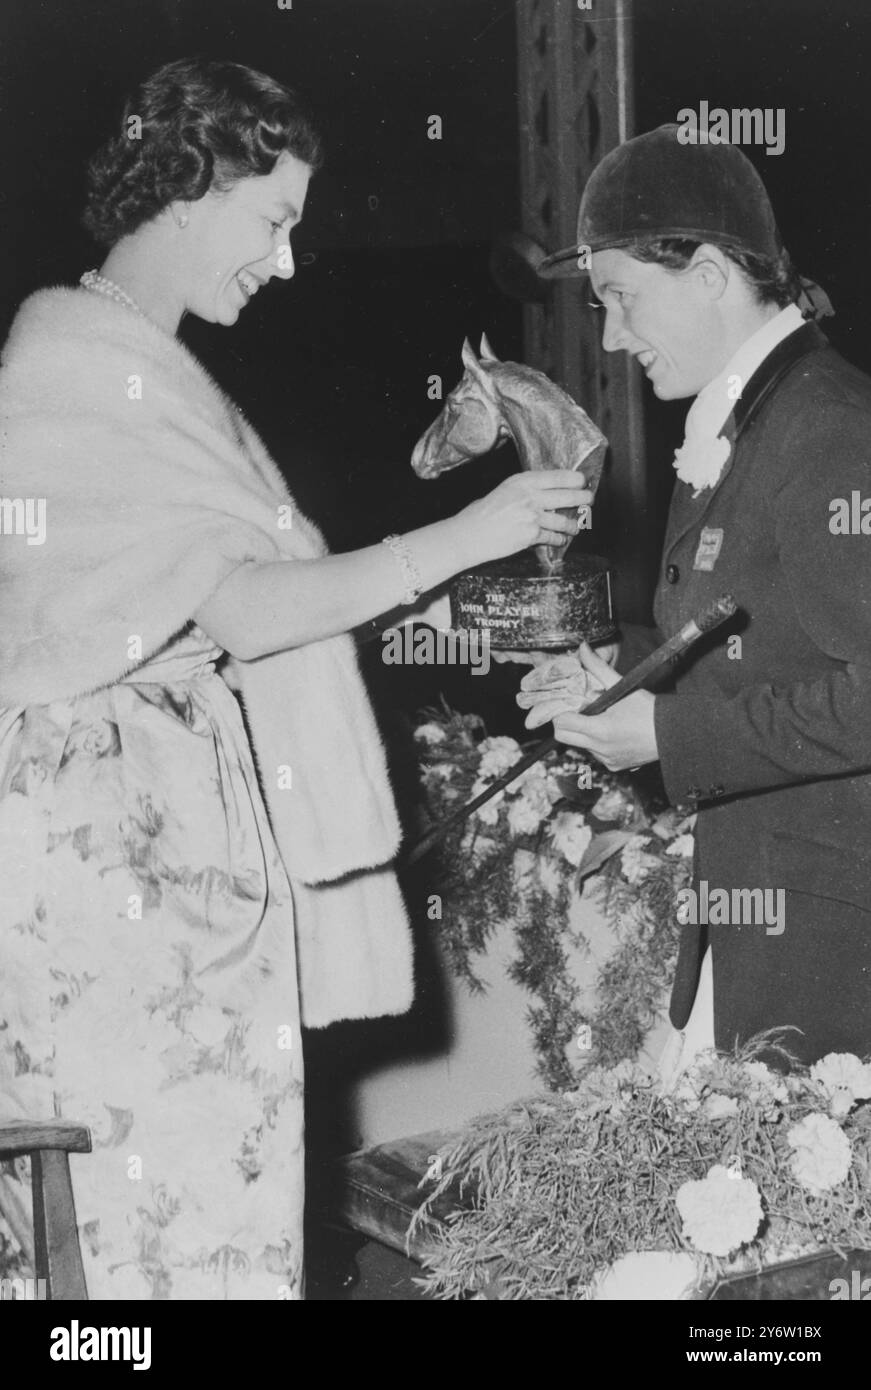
[693,526,724,572]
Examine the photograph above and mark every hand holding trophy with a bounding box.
[411,335,616,654]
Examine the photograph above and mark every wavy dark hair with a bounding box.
[622,236,801,309]
[82,57,324,247]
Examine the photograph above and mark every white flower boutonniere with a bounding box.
[672,433,732,497]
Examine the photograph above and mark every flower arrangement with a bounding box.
[414,705,694,1087]
[410,1040,871,1301]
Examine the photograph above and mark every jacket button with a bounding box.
[666,564,680,584]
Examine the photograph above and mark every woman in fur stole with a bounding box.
[0,57,589,1299]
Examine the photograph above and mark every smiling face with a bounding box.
[589,248,729,399]
[181,151,312,325]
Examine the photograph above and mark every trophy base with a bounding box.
[450,552,616,651]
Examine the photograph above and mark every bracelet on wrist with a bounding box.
[382,533,423,605]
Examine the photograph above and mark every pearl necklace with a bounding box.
[79,269,145,318]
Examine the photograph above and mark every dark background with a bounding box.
[2,0,871,1158]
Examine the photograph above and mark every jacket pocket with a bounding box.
[769,830,871,913]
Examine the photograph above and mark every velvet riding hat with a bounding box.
[537,122,783,279]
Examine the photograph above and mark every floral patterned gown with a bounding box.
[0,625,305,1299]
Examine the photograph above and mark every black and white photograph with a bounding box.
[1,0,870,1344]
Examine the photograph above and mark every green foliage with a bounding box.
[506,869,583,1091]
[586,854,690,1066]
[415,704,692,1083]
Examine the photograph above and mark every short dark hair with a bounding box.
[82,56,324,247]
[621,236,801,309]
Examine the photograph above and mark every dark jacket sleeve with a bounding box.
[615,621,659,674]
[655,394,871,804]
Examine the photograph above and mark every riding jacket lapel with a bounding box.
[663,321,826,558]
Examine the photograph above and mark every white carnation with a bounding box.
[810,1053,871,1118]
[675,1166,763,1256]
[414,722,447,744]
[786,1113,852,1194]
[516,762,558,799]
[621,836,660,884]
[672,433,731,494]
[740,1060,789,1104]
[550,811,593,868]
[702,1093,739,1121]
[507,794,549,836]
[477,736,522,780]
[591,1251,699,1301]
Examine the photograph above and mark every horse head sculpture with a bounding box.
[411,334,607,571]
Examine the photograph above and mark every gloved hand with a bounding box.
[515,647,608,729]
[495,640,620,668]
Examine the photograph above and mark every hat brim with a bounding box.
[537,245,591,280]
[538,228,778,280]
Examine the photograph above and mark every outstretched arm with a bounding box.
[195,469,591,659]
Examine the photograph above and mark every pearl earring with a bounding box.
[178,214,189,228]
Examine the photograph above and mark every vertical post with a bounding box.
[515,0,649,619]
[31,1149,88,1300]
